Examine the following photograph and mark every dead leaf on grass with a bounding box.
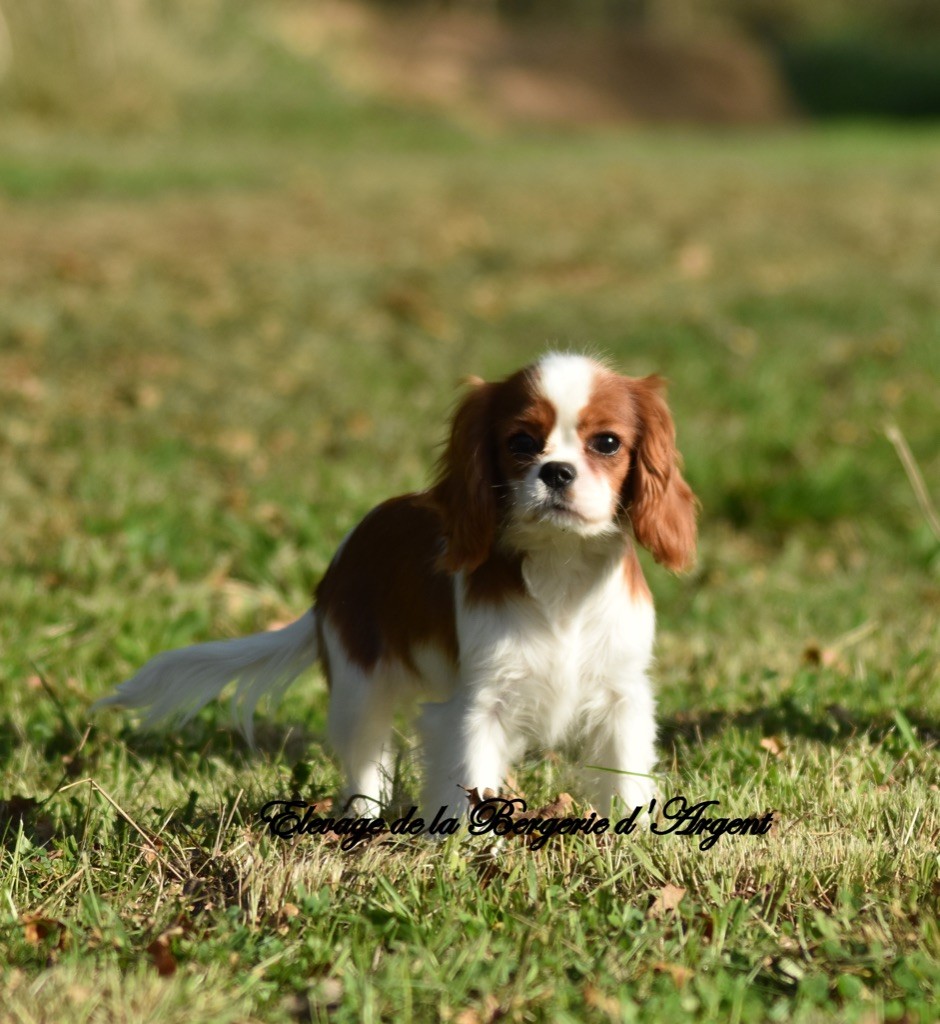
[802,643,826,666]
[583,984,622,1018]
[762,809,782,833]
[461,785,500,810]
[147,935,178,977]
[532,793,574,819]
[21,914,69,952]
[142,837,165,865]
[648,884,686,919]
[652,961,695,987]
[760,736,786,758]
[454,995,501,1024]
[801,642,847,671]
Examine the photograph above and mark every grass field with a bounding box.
[1,9,939,1023]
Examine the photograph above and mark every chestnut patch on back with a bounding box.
[316,494,458,673]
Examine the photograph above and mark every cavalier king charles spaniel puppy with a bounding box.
[94,353,697,820]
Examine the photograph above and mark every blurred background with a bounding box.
[2,8,938,1017]
[0,0,937,712]
[4,0,940,128]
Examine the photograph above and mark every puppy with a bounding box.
[94,353,697,820]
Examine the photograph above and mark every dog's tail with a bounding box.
[91,609,319,746]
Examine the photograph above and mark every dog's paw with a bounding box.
[610,776,659,827]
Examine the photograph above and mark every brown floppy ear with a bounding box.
[430,379,499,573]
[623,375,698,572]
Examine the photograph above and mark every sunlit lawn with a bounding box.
[1,14,939,1022]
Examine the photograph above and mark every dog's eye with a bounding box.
[589,433,621,455]
[507,432,542,458]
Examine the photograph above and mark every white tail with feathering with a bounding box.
[91,610,318,746]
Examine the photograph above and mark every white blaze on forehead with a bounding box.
[511,352,619,533]
[536,353,598,453]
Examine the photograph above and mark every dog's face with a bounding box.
[498,354,638,540]
[432,353,698,573]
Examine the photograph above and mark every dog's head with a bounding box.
[431,353,698,573]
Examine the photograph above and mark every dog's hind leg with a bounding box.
[323,635,399,817]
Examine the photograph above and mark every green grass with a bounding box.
[1,10,939,1023]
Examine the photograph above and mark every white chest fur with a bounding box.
[415,540,659,817]
[455,542,655,749]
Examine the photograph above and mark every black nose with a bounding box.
[538,461,577,491]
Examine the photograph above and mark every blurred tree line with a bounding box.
[368,0,940,117]
[3,0,940,122]
[368,0,940,35]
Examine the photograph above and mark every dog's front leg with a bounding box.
[419,686,513,822]
[581,674,658,817]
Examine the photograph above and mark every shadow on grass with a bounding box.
[115,717,325,766]
[661,695,940,750]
